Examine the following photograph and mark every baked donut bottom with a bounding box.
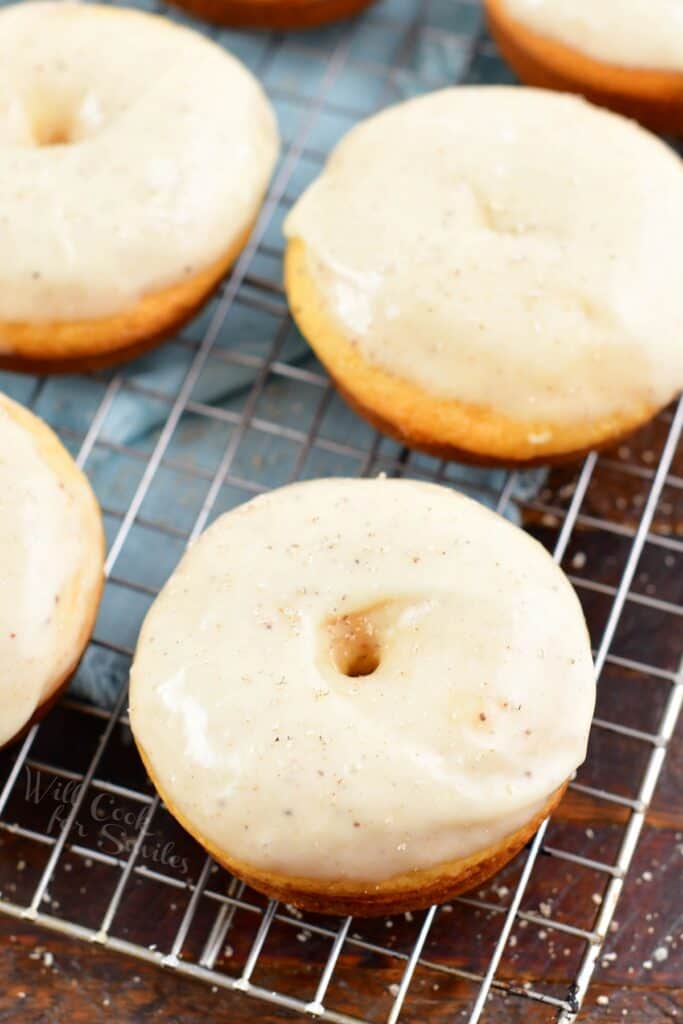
[0,222,253,375]
[0,397,105,749]
[484,0,683,135]
[285,239,660,467]
[136,734,567,915]
[168,0,375,29]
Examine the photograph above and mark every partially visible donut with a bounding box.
[0,2,279,372]
[484,0,683,134]
[0,394,105,749]
[130,477,595,915]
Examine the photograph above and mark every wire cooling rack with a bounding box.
[1,0,682,1020]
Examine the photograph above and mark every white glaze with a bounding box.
[0,2,278,321]
[129,478,595,882]
[500,0,683,71]
[0,395,102,747]
[284,88,683,436]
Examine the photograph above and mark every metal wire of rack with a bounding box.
[0,0,682,1021]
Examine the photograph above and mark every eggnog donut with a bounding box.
[0,2,279,373]
[485,1,683,134]
[169,0,375,30]
[129,477,595,915]
[284,88,683,466]
[0,394,105,749]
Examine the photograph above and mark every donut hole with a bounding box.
[34,123,72,147]
[12,93,106,148]
[328,611,382,678]
[10,109,76,148]
[30,105,77,147]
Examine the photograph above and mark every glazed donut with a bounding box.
[168,0,376,30]
[0,394,105,749]
[284,87,683,466]
[484,0,683,134]
[130,477,595,916]
[0,2,279,373]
